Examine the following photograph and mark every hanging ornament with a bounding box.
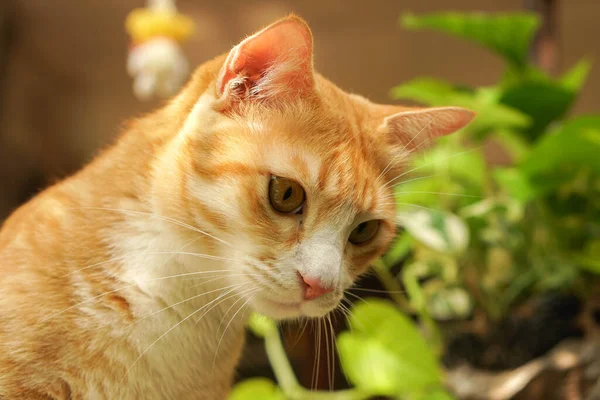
[125,0,195,100]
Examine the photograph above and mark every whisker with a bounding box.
[388,174,437,189]
[73,207,232,247]
[350,287,406,294]
[336,303,351,320]
[383,146,483,189]
[217,289,255,333]
[327,314,336,391]
[41,283,137,324]
[343,291,371,306]
[42,270,251,323]
[311,320,318,391]
[378,201,442,213]
[194,286,258,325]
[290,318,309,350]
[377,119,434,182]
[62,251,236,277]
[394,202,441,212]
[391,190,480,199]
[324,316,331,391]
[337,301,353,331]
[187,272,264,286]
[316,318,322,391]
[212,291,259,371]
[120,285,250,383]
[130,281,248,327]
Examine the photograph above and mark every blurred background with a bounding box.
[1,1,599,399]
[0,0,598,221]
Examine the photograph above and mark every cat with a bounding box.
[0,15,474,400]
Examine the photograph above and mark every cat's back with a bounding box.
[0,173,124,398]
[0,187,74,398]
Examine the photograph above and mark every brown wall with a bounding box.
[0,0,598,218]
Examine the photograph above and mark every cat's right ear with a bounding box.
[215,15,315,107]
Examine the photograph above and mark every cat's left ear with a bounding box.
[215,15,315,105]
[382,107,475,151]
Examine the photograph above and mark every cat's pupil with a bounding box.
[358,222,367,233]
[283,187,293,201]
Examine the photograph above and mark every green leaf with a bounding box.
[397,210,470,254]
[521,116,600,175]
[469,89,532,136]
[426,286,473,321]
[492,129,531,162]
[493,167,538,202]
[499,60,591,139]
[401,12,540,66]
[402,262,431,311]
[384,230,414,266]
[229,378,285,400]
[390,78,459,105]
[499,81,577,139]
[390,79,531,137]
[576,240,600,274]
[502,64,551,87]
[337,333,406,396]
[409,144,487,187]
[560,58,593,91]
[341,299,442,394]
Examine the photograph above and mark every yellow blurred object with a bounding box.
[126,8,195,44]
[125,0,194,100]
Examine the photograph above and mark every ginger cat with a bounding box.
[0,15,474,399]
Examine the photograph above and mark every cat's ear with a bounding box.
[215,15,315,105]
[382,107,475,151]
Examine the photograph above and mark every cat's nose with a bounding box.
[298,273,334,300]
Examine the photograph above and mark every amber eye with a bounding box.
[269,176,306,214]
[349,220,380,245]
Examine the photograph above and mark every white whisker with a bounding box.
[130,281,248,327]
[194,286,257,325]
[73,207,232,247]
[120,285,247,383]
[383,146,483,189]
[377,119,434,183]
[62,251,236,277]
[327,314,337,391]
[350,287,406,294]
[212,291,259,371]
[392,190,480,199]
[42,270,250,323]
[324,315,332,391]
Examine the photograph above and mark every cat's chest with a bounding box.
[79,282,247,400]
[84,242,247,399]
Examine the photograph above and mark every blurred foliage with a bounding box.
[231,11,599,400]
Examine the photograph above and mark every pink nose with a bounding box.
[299,274,334,300]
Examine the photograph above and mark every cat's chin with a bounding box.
[250,296,337,320]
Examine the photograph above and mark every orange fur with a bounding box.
[0,15,473,399]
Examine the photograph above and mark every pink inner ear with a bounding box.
[218,17,314,97]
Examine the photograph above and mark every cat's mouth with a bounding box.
[250,293,340,319]
[270,300,301,311]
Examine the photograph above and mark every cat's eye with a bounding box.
[269,176,305,214]
[349,220,380,245]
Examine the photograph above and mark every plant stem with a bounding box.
[263,322,301,394]
[262,318,370,400]
[401,265,444,357]
[372,259,413,312]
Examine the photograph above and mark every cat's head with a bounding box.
[165,16,474,319]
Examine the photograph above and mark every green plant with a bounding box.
[230,11,599,400]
